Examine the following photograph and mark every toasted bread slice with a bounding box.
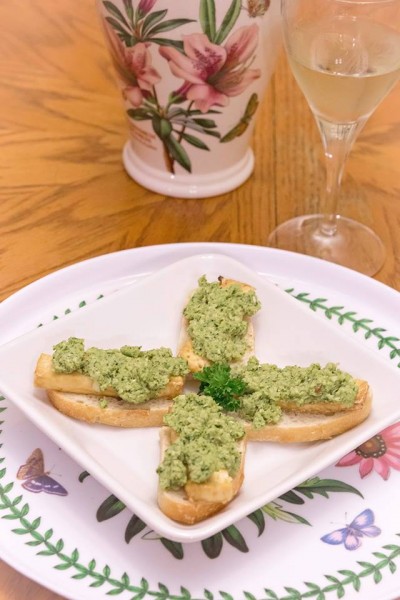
[246,379,371,442]
[34,353,184,400]
[277,386,365,415]
[35,353,185,427]
[178,277,257,373]
[157,427,246,524]
[45,390,171,427]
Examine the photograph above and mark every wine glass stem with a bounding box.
[316,118,366,237]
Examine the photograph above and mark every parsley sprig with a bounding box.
[194,364,246,412]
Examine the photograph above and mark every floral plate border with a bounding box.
[0,243,399,600]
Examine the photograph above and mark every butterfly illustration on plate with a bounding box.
[17,448,68,496]
[321,508,381,551]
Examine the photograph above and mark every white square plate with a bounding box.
[0,253,399,543]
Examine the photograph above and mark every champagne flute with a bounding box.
[268,0,400,276]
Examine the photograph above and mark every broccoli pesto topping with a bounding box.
[53,337,85,373]
[98,398,108,409]
[52,337,188,404]
[183,276,261,363]
[233,358,358,429]
[157,394,245,491]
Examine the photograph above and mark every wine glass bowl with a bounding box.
[268,0,400,276]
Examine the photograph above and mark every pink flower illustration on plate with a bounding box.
[104,24,161,107]
[336,422,400,480]
[159,24,261,112]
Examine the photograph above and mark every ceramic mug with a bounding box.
[96,0,281,198]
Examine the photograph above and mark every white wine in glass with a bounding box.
[268,0,400,276]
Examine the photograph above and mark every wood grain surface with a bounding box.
[0,0,399,598]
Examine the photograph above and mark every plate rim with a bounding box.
[2,242,399,317]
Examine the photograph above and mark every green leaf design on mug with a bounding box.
[148,18,196,37]
[103,0,131,29]
[103,0,193,45]
[199,0,217,41]
[180,132,210,150]
[214,0,242,44]
[141,10,168,36]
[220,93,260,142]
[164,135,192,173]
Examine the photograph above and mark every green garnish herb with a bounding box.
[194,364,246,411]
[99,398,108,409]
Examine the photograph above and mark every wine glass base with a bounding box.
[268,215,385,277]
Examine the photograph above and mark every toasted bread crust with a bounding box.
[178,277,256,373]
[277,380,368,415]
[46,390,171,427]
[157,427,246,524]
[35,353,184,400]
[246,380,372,442]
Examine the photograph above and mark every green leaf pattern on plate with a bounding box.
[286,290,400,368]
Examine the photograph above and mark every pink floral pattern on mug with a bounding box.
[159,25,260,112]
[104,26,161,107]
[99,0,269,173]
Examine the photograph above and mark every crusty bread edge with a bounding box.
[46,390,172,427]
[246,380,372,442]
[277,379,369,415]
[35,353,184,400]
[157,427,246,524]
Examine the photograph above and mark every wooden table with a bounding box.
[1,1,399,598]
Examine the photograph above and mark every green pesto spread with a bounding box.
[233,358,358,429]
[52,337,188,404]
[157,394,245,491]
[183,276,261,363]
[98,398,108,409]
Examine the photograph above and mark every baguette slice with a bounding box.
[35,353,184,399]
[246,379,372,442]
[34,353,185,427]
[46,390,171,427]
[178,277,257,373]
[157,427,246,524]
[276,383,368,415]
